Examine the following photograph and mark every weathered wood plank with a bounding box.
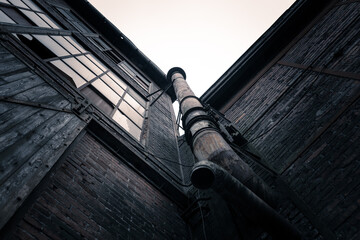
[0,58,27,76]
[0,111,74,185]
[0,52,16,63]
[0,74,43,97]
[0,104,40,134]
[12,83,71,110]
[0,45,7,54]
[0,78,6,86]
[0,109,57,152]
[0,102,14,116]
[0,70,33,85]
[0,116,85,229]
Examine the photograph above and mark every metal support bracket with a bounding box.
[72,97,93,123]
[203,103,247,147]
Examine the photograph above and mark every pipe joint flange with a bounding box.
[167,67,186,82]
[185,122,219,148]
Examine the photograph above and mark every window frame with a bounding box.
[0,0,150,142]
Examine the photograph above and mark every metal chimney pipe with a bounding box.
[168,67,302,240]
[167,67,277,207]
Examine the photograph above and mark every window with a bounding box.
[88,36,151,92]
[0,0,60,28]
[1,0,148,141]
[118,61,151,91]
[55,7,93,33]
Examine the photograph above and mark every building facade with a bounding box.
[0,0,359,239]
[202,0,360,239]
[0,0,190,239]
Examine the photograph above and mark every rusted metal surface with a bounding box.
[168,67,277,206]
[192,161,302,240]
[168,67,303,239]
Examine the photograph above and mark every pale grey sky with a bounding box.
[88,0,296,96]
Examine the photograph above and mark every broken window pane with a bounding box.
[51,60,86,87]
[34,35,68,57]
[64,57,96,81]
[51,36,80,55]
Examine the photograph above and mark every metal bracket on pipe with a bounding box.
[149,81,173,106]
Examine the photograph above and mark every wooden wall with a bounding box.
[0,44,86,229]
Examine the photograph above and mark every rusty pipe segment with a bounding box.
[191,161,302,240]
[167,67,278,207]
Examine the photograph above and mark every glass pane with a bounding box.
[22,0,41,11]
[64,57,96,81]
[20,10,49,27]
[113,110,141,140]
[92,79,120,105]
[51,60,86,88]
[119,100,144,127]
[51,36,80,55]
[124,94,145,116]
[128,88,146,107]
[87,54,107,72]
[64,36,86,53]
[38,13,59,29]
[101,74,124,97]
[34,35,68,57]
[8,0,28,8]
[77,55,103,76]
[0,1,9,5]
[0,10,15,23]
[107,71,127,90]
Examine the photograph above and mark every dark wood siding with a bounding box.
[0,44,86,229]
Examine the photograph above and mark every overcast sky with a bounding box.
[88,0,296,96]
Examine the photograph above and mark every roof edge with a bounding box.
[200,0,333,110]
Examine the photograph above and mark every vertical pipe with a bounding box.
[167,67,277,207]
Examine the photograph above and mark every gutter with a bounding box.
[201,0,331,110]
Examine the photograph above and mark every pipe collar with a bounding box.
[191,160,216,189]
[167,67,186,82]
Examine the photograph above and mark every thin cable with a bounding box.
[117,138,193,187]
[197,191,208,240]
